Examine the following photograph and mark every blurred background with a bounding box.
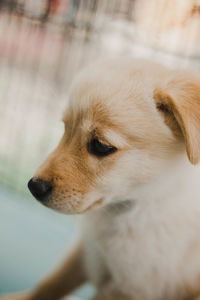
[0,0,200,298]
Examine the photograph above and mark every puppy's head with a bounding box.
[28,59,200,214]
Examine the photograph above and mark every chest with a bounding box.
[81,202,200,299]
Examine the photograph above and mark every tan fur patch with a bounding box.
[154,77,200,164]
[35,100,126,213]
[154,89,183,139]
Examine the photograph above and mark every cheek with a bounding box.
[35,149,106,213]
[96,151,164,196]
[46,155,120,212]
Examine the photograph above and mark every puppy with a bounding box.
[2,58,200,300]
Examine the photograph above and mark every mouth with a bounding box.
[32,194,105,214]
[81,198,105,213]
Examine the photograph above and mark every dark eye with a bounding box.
[88,138,117,157]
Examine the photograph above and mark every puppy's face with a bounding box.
[28,59,200,213]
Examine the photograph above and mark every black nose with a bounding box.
[28,178,52,201]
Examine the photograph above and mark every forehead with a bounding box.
[63,60,158,133]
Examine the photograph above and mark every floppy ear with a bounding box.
[154,76,200,165]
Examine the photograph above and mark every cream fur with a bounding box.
[76,59,200,299]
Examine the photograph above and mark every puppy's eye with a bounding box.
[88,138,117,157]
